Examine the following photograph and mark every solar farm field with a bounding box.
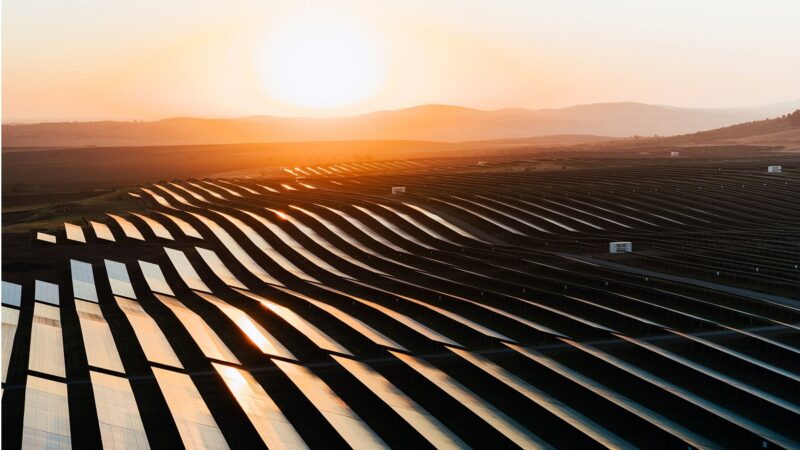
[2,150,799,449]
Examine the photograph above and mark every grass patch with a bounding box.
[2,188,143,234]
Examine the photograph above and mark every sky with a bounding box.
[3,0,800,122]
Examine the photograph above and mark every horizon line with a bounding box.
[5,97,800,126]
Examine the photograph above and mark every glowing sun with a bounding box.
[258,10,386,110]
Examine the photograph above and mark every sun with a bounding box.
[257,9,386,111]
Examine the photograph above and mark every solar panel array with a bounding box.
[2,157,799,449]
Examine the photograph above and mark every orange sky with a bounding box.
[3,0,800,122]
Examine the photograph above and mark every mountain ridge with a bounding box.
[5,100,800,147]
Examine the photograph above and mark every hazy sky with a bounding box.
[3,0,800,121]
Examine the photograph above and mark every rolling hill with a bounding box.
[5,101,799,147]
[651,109,800,148]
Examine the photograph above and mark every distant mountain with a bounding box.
[4,101,800,147]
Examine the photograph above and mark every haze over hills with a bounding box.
[649,109,800,149]
[4,101,800,148]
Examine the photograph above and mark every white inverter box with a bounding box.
[609,241,632,253]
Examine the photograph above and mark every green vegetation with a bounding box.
[2,188,143,234]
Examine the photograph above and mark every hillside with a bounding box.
[5,101,798,147]
[653,109,800,148]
